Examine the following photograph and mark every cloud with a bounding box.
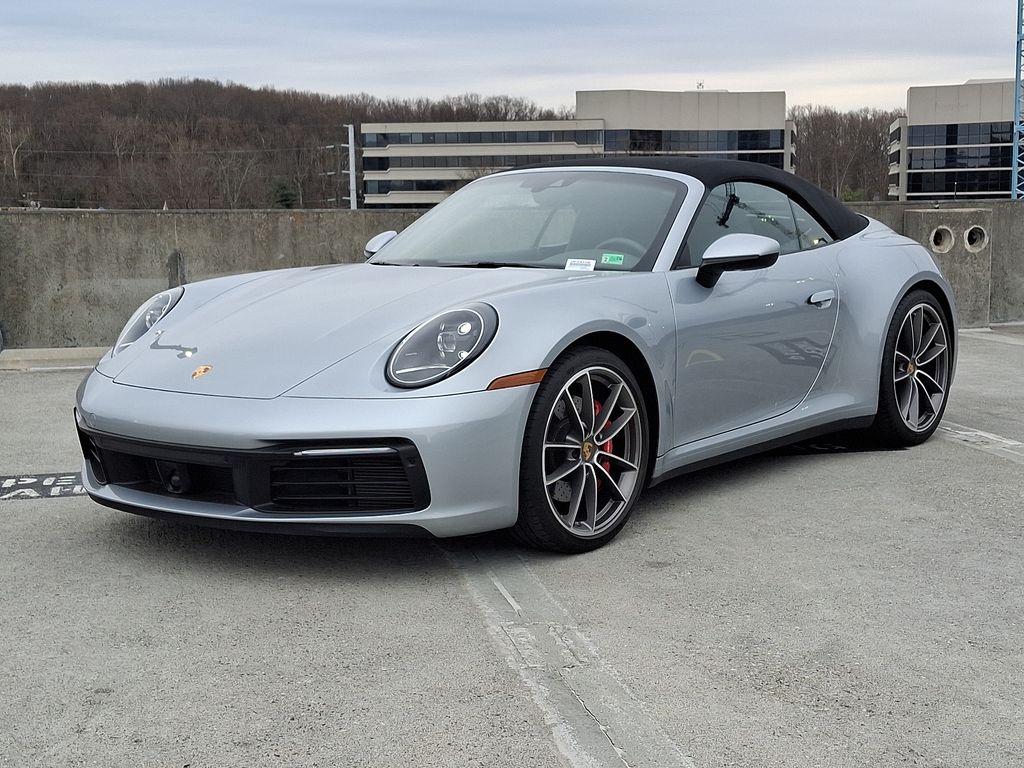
[0,0,1015,111]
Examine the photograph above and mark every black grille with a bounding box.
[270,456,415,510]
[76,417,429,515]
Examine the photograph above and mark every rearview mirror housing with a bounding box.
[364,230,398,259]
[695,234,781,288]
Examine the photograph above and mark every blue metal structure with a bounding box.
[1014,0,1024,198]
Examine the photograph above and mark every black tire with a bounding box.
[512,346,650,553]
[868,289,953,447]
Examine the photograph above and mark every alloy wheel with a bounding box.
[893,303,949,433]
[542,366,644,538]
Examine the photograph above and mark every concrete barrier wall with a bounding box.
[850,201,1023,327]
[0,210,421,348]
[0,202,1021,348]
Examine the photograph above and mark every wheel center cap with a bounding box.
[907,361,917,375]
[582,441,594,462]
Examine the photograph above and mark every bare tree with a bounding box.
[790,104,900,201]
[0,111,32,198]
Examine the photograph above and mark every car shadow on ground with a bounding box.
[92,432,898,573]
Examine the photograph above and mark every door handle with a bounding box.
[808,289,835,308]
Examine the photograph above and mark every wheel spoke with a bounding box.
[546,458,581,486]
[903,377,920,427]
[544,441,579,452]
[911,307,924,355]
[894,368,910,383]
[562,389,587,441]
[593,462,626,503]
[594,382,623,437]
[917,342,946,366]
[916,369,944,396]
[895,378,912,419]
[564,466,586,528]
[582,465,598,532]
[919,323,941,356]
[897,323,915,357]
[597,408,637,442]
[596,450,638,472]
[914,378,936,417]
[578,372,596,435]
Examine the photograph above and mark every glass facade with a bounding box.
[363,152,783,174]
[363,130,603,147]
[907,146,1011,170]
[365,180,458,195]
[363,154,595,171]
[907,122,1012,147]
[900,120,1013,197]
[603,129,784,153]
[906,170,1010,194]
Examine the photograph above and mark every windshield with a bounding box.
[368,170,687,272]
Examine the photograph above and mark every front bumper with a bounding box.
[76,371,536,537]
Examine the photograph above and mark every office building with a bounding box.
[888,79,1014,201]
[361,89,796,207]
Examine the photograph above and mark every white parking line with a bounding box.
[938,421,1024,465]
[444,545,695,768]
[25,365,95,372]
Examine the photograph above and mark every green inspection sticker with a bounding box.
[601,252,625,265]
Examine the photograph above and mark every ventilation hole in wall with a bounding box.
[930,226,954,254]
[964,225,989,253]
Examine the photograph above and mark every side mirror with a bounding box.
[364,230,398,259]
[695,234,780,288]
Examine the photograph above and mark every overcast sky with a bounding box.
[1,1,1016,111]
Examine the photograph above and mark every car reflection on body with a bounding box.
[76,158,956,552]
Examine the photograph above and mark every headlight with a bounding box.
[112,287,184,355]
[386,303,498,388]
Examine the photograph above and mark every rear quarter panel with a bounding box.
[807,218,958,415]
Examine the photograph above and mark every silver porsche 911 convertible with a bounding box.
[76,158,956,552]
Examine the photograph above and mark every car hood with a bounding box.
[111,262,583,399]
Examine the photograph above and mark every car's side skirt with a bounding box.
[649,415,875,488]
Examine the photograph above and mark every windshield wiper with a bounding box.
[432,261,550,269]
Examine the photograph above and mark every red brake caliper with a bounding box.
[593,401,613,483]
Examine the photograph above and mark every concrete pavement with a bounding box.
[1,331,1022,767]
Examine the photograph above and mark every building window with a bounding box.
[907,146,1012,170]
[365,179,462,195]
[603,129,783,156]
[362,129,604,147]
[906,170,1011,194]
[908,121,1013,147]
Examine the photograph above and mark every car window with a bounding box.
[682,181,815,267]
[789,198,833,250]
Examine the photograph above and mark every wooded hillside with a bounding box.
[0,79,569,209]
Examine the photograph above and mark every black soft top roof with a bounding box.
[522,156,867,240]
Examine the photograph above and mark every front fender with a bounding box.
[285,272,677,405]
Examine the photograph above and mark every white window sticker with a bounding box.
[564,258,596,272]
